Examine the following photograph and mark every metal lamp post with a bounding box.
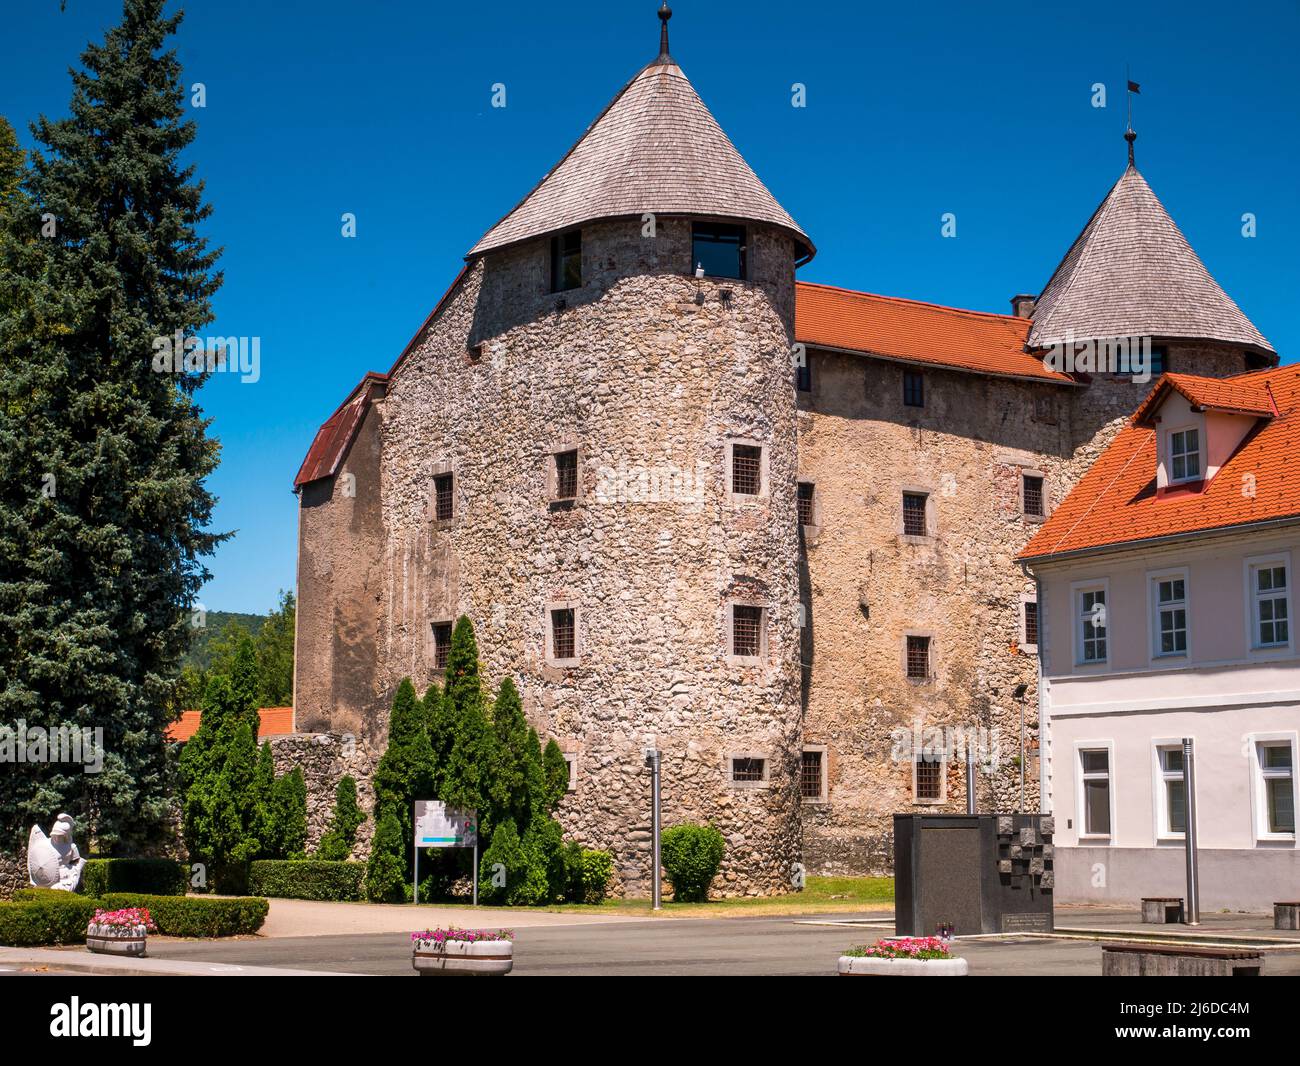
[1182,737,1200,926]
[644,747,662,911]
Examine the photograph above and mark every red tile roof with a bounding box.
[1020,367,1300,561]
[166,707,295,743]
[795,282,1075,384]
[1131,371,1278,426]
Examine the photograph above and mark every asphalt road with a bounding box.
[136,914,1152,976]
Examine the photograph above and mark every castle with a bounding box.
[292,8,1275,894]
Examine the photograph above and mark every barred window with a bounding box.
[915,755,943,802]
[797,482,815,527]
[1023,602,1039,647]
[1022,474,1044,517]
[902,492,928,537]
[551,608,576,661]
[555,449,578,500]
[732,445,762,496]
[732,757,765,783]
[434,473,454,522]
[800,749,823,800]
[903,370,924,408]
[906,635,930,679]
[432,622,453,671]
[732,604,764,657]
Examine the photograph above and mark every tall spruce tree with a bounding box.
[0,0,224,852]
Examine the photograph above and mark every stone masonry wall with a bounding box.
[269,733,379,859]
[361,218,803,896]
[798,338,1259,876]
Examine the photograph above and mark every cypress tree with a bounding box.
[269,766,307,860]
[542,738,570,816]
[487,677,529,833]
[0,0,224,852]
[371,678,433,875]
[316,774,364,860]
[365,808,407,903]
[440,617,495,814]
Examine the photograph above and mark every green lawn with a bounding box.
[521,876,895,918]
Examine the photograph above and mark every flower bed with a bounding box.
[86,907,158,958]
[411,928,514,976]
[839,936,968,976]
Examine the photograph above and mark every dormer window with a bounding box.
[691,222,746,280]
[550,230,581,293]
[1169,427,1201,483]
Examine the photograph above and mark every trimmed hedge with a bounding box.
[0,889,268,944]
[660,823,726,902]
[82,858,189,898]
[0,891,99,946]
[578,849,613,904]
[249,860,365,901]
[96,893,268,938]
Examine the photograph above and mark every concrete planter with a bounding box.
[838,954,968,976]
[412,939,513,976]
[86,923,149,958]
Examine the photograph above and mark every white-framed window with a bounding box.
[1078,746,1113,838]
[1250,559,1290,650]
[1151,570,1189,658]
[1253,739,1296,839]
[1169,426,1201,483]
[545,601,581,666]
[1154,743,1187,838]
[800,745,827,803]
[1074,583,1108,665]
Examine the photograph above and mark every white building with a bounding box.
[1021,370,1299,910]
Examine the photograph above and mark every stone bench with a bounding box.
[1102,942,1264,977]
[1141,896,1184,924]
[1275,902,1300,930]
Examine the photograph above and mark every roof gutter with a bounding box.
[1020,513,1300,569]
[801,342,1082,388]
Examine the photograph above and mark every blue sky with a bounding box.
[2,0,1297,613]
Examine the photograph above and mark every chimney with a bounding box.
[1010,294,1036,319]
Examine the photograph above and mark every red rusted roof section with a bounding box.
[1020,368,1300,561]
[292,373,385,488]
[1131,371,1278,426]
[294,268,469,489]
[166,707,295,743]
[795,282,1075,384]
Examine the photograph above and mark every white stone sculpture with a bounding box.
[27,813,86,891]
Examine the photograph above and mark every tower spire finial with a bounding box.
[658,2,672,59]
[1124,72,1140,168]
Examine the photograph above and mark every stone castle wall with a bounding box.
[797,338,1259,875]
[347,218,804,896]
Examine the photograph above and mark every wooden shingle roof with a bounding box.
[468,57,813,261]
[1028,164,1274,358]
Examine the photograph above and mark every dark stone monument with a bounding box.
[894,813,1054,936]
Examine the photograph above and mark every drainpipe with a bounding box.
[1182,737,1200,925]
[644,746,662,911]
[966,746,977,814]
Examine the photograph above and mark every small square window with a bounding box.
[902,492,928,537]
[554,449,578,500]
[550,608,576,661]
[732,757,765,783]
[797,482,815,527]
[431,622,453,671]
[914,756,943,802]
[692,222,746,280]
[1022,475,1045,517]
[903,370,924,408]
[731,445,763,496]
[433,473,454,522]
[906,635,930,679]
[732,604,764,658]
[550,230,581,292]
[800,749,824,801]
[1023,601,1039,647]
